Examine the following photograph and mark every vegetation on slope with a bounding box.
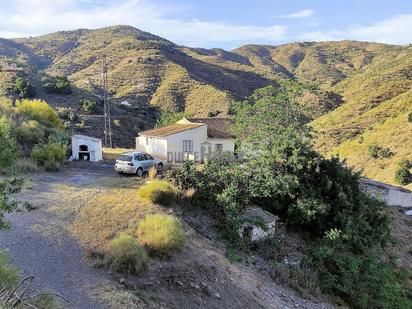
[311,46,412,187]
[169,87,411,308]
[0,26,346,146]
[0,26,410,182]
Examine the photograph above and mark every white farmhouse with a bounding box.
[135,118,235,164]
[71,134,103,162]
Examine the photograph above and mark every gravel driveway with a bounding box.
[0,162,116,308]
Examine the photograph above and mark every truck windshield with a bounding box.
[118,155,132,162]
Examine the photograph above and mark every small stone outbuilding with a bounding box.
[71,134,102,162]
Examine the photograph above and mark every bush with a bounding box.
[0,177,23,229]
[0,251,20,286]
[48,129,69,146]
[43,159,61,172]
[16,99,62,128]
[13,76,36,98]
[0,119,18,169]
[308,245,411,309]
[56,107,71,120]
[395,159,412,185]
[367,143,392,159]
[106,234,147,274]
[408,112,412,123]
[137,180,176,205]
[42,76,71,94]
[31,142,66,171]
[171,88,391,252]
[80,99,98,114]
[136,214,186,256]
[156,111,191,127]
[16,120,45,144]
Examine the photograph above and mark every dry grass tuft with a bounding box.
[106,233,148,274]
[147,166,157,180]
[137,180,176,206]
[136,214,186,256]
[71,180,158,252]
[102,148,134,162]
[16,157,39,173]
[181,187,196,201]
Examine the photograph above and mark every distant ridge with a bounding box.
[0,26,410,187]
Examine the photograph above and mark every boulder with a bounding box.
[238,207,279,242]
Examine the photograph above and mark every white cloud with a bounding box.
[301,14,412,44]
[0,0,287,47]
[274,9,315,19]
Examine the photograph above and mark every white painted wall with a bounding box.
[207,138,235,152]
[165,125,208,163]
[136,124,236,165]
[71,135,102,161]
[136,136,168,159]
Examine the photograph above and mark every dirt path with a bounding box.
[0,163,115,308]
[0,162,335,308]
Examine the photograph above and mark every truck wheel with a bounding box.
[136,167,143,178]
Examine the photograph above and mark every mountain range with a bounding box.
[0,25,411,188]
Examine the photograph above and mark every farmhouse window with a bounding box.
[183,140,193,152]
[215,144,223,152]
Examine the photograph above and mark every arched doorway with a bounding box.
[79,144,90,161]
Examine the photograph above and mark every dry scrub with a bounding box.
[70,177,159,252]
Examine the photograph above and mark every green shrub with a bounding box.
[31,142,66,171]
[156,111,191,127]
[107,234,148,274]
[395,159,412,185]
[137,180,176,205]
[171,87,391,252]
[80,99,98,114]
[0,177,23,229]
[43,159,61,172]
[367,143,393,159]
[0,119,18,169]
[136,214,186,256]
[16,120,45,144]
[408,112,412,123]
[13,76,36,98]
[16,99,62,128]
[56,107,71,120]
[0,250,20,286]
[42,76,71,94]
[48,129,69,146]
[308,245,411,309]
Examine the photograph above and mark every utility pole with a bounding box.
[102,55,112,148]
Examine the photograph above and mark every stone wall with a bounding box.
[360,178,412,208]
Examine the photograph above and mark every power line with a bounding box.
[102,55,112,148]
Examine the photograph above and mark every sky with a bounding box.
[0,0,412,49]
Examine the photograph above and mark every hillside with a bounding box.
[0,26,345,144]
[0,25,411,185]
[311,45,412,189]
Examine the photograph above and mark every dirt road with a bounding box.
[0,163,115,308]
[0,162,335,308]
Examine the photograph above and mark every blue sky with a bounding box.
[0,0,412,49]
